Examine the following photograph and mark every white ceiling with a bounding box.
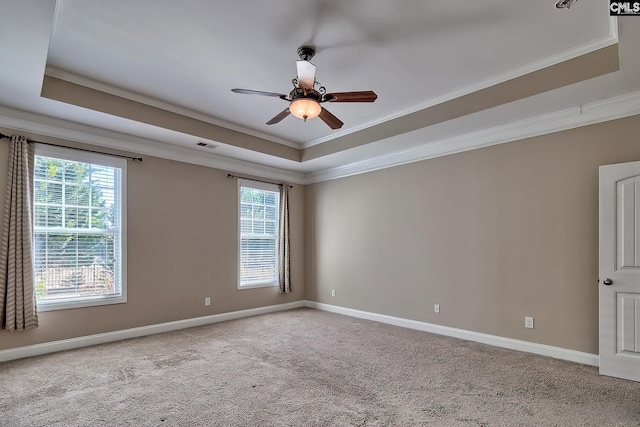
[0,1,639,182]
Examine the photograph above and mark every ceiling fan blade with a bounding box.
[318,107,343,130]
[323,91,378,103]
[266,108,291,125]
[296,60,316,90]
[231,88,287,98]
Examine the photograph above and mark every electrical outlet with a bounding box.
[205,297,211,306]
[525,316,534,329]
[331,290,336,297]
[434,304,440,313]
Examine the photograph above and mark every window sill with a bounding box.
[237,282,278,290]
[37,296,127,312]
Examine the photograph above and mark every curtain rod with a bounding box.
[0,132,143,162]
[227,173,293,188]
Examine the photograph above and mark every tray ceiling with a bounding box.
[1,1,638,182]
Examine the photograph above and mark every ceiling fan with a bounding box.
[231,46,377,130]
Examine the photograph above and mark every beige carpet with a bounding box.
[1,308,639,426]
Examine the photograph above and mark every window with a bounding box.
[238,180,279,288]
[33,145,126,310]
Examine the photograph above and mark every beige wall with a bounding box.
[3,114,640,355]
[0,130,305,350]
[305,115,640,355]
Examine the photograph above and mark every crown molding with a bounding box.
[609,16,618,40]
[304,89,640,183]
[302,29,619,150]
[44,67,301,150]
[45,26,619,156]
[0,105,306,184]
[2,85,638,187]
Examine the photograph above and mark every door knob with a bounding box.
[603,278,614,286]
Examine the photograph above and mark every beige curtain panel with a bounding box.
[0,135,38,330]
[278,185,291,293]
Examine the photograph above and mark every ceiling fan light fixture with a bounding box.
[289,98,321,121]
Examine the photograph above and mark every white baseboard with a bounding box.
[305,301,599,367]
[0,301,304,363]
[1,300,599,367]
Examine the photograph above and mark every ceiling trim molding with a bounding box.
[609,16,619,40]
[302,30,620,150]
[303,89,640,184]
[44,66,301,150]
[1,87,637,187]
[0,105,306,184]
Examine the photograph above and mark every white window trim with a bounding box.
[34,144,127,311]
[237,179,279,290]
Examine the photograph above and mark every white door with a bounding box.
[599,161,640,382]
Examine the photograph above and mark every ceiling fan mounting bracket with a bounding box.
[297,46,316,62]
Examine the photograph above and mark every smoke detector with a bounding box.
[196,141,217,149]
[555,0,578,9]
